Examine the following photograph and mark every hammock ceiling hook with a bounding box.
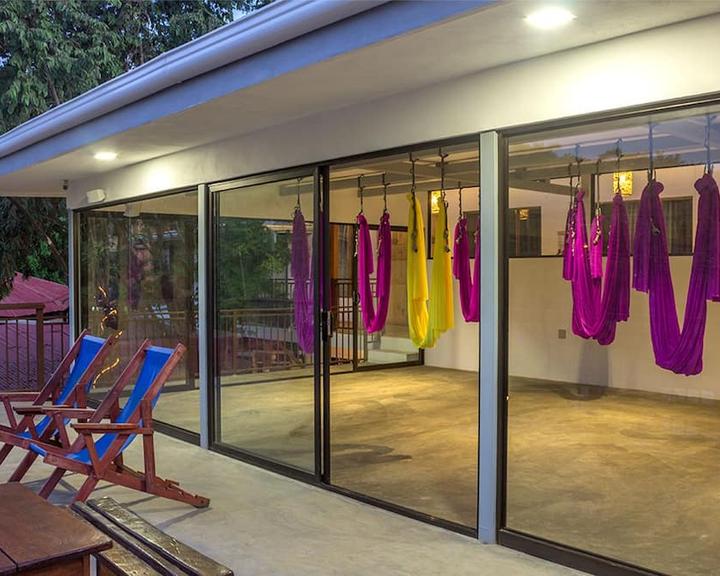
[647,122,656,182]
[382,173,389,213]
[294,177,302,216]
[409,152,418,252]
[594,158,602,218]
[567,162,575,207]
[357,175,365,214]
[614,138,624,194]
[457,181,464,220]
[574,144,583,191]
[438,147,449,202]
[705,114,716,175]
[409,152,417,197]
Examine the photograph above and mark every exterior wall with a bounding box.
[70,13,720,208]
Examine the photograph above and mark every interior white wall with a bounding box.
[507,163,720,399]
[509,256,720,400]
[70,14,720,208]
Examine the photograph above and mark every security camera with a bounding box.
[62,179,69,192]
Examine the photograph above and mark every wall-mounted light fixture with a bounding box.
[431,190,442,214]
[94,151,118,161]
[525,6,575,30]
[85,188,106,204]
[613,171,633,197]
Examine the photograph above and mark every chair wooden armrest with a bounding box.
[72,423,139,433]
[14,404,72,416]
[0,392,40,402]
[35,407,97,419]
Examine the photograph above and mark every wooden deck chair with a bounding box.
[0,330,117,473]
[26,340,209,508]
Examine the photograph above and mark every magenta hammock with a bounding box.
[452,216,480,322]
[563,188,630,345]
[291,208,314,354]
[633,175,720,375]
[357,212,392,333]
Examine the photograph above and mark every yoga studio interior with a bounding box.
[75,100,720,576]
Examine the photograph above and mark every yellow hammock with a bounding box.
[406,192,454,349]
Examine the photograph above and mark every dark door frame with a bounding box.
[206,166,321,483]
[494,93,720,576]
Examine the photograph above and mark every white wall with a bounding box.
[70,14,720,208]
[509,256,720,401]
[507,162,720,399]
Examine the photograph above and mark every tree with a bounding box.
[0,197,68,295]
[216,219,290,310]
[0,0,271,297]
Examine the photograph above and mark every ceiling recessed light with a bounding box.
[525,6,575,30]
[94,151,118,161]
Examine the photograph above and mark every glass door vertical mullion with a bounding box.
[319,165,332,483]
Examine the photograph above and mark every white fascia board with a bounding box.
[0,0,390,159]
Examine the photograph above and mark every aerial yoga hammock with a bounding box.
[452,183,480,322]
[291,181,314,354]
[562,145,630,345]
[356,175,392,334]
[407,152,454,348]
[632,121,720,376]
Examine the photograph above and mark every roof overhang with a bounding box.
[2,0,720,197]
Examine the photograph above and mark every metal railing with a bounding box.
[0,303,69,391]
[215,278,368,376]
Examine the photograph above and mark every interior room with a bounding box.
[77,192,201,436]
[327,142,480,528]
[504,105,720,576]
[75,141,483,530]
[206,142,482,529]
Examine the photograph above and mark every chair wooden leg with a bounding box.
[0,444,13,467]
[8,451,38,482]
[73,476,99,503]
[38,468,66,499]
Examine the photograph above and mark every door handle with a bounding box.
[321,310,334,342]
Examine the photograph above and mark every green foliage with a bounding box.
[216,219,290,309]
[0,198,68,295]
[0,0,271,298]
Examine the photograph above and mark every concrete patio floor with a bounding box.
[0,431,583,576]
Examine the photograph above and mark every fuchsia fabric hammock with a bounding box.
[292,208,314,354]
[633,174,720,375]
[452,217,480,322]
[563,188,630,345]
[357,212,392,333]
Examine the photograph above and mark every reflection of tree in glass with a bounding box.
[217,219,291,310]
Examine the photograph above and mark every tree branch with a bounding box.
[8,198,67,275]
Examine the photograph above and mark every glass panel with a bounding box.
[506,104,720,575]
[78,191,200,434]
[214,175,315,472]
[328,142,479,527]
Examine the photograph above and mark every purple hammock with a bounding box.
[292,208,314,354]
[452,216,480,322]
[633,174,720,375]
[563,188,630,345]
[357,212,392,333]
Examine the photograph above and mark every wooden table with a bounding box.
[0,483,112,575]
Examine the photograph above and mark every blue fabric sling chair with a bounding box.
[0,329,117,474]
[18,340,209,508]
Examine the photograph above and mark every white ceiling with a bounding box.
[4,0,720,196]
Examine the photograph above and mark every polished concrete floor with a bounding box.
[0,419,582,576]
[159,366,479,527]
[150,366,720,576]
[507,379,720,576]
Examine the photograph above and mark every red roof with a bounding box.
[0,274,69,318]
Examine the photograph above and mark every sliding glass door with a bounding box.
[77,191,201,437]
[211,170,319,474]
